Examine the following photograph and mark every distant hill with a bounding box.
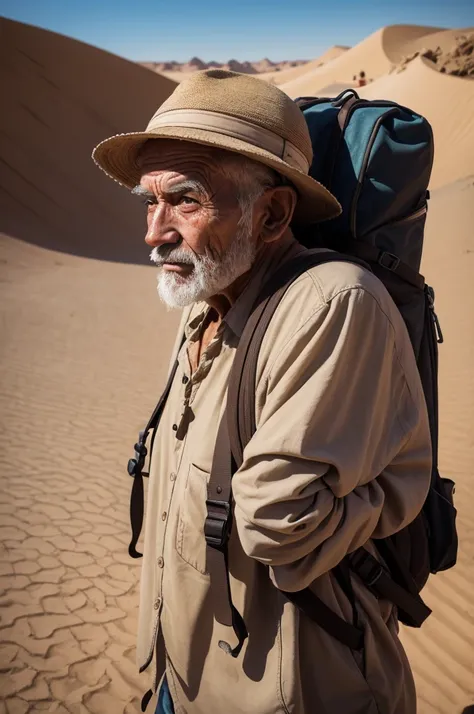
[140,57,310,75]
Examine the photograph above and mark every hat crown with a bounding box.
[148,70,313,165]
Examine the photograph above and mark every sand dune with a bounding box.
[359,57,474,189]
[0,18,176,264]
[0,17,473,714]
[280,24,447,97]
[257,46,350,86]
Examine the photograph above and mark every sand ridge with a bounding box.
[248,46,350,86]
[279,24,462,97]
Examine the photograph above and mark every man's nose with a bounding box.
[144,204,181,248]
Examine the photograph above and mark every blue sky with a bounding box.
[1,0,473,62]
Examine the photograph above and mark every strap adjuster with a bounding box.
[378,251,400,272]
[363,561,385,589]
[205,500,231,549]
[349,550,385,592]
[127,432,148,478]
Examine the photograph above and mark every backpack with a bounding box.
[127,89,458,662]
[294,89,458,578]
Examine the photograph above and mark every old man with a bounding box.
[93,70,431,714]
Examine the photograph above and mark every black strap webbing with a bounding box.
[349,548,432,627]
[207,251,370,653]
[128,356,181,558]
[228,250,371,457]
[345,240,425,290]
[205,412,248,656]
[141,689,153,712]
[222,249,430,650]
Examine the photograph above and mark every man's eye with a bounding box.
[180,196,198,205]
[145,199,155,206]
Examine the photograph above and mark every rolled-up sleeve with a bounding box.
[232,285,431,592]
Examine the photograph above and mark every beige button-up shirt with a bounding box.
[138,237,431,714]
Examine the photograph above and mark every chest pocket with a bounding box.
[175,463,210,575]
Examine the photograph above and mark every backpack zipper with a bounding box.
[349,107,399,237]
[389,204,428,226]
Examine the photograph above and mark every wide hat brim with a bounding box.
[92,126,341,224]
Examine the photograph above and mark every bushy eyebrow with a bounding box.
[167,179,208,196]
[131,185,154,200]
[131,180,208,200]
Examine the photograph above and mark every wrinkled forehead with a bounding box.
[137,138,227,175]
[136,139,243,206]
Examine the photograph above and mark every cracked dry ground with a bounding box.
[0,236,179,713]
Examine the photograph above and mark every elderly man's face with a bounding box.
[135,140,260,308]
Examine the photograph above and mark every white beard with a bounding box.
[150,221,257,309]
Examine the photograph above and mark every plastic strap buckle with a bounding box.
[205,500,231,550]
[350,550,385,593]
[378,251,400,272]
[127,431,148,478]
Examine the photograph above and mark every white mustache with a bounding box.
[150,246,196,267]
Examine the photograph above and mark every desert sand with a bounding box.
[1,16,473,714]
[279,25,472,96]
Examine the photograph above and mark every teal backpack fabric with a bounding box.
[300,91,433,247]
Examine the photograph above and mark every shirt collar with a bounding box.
[184,308,208,341]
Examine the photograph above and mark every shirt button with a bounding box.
[182,375,189,384]
[161,511,167,521]
[172,424,178,432]
[157,557,164,568]
[153,597,161,610]
[170,472,176,481]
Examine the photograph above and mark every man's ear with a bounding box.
[256,185,298,244]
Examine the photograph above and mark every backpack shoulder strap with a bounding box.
[205,250,370,655]
[208,249,430,655]
[227,250,369,461]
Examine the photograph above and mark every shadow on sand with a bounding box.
[0,17,176,265]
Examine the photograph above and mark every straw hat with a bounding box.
[92,69,341,223]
